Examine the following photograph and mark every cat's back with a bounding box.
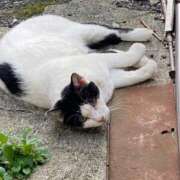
[0,15,88,68]
[2,15,75,41]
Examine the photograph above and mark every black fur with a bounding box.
[88,34,121,49]
[85,23,132,49]
[54,80,100,128]
[0,63,24,96]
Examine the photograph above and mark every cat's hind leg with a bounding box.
[80,43,146,69]
[110,56,157,88]
[74,23,153,49]
[103,43,146,69]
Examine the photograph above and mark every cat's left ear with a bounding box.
[71,73,87,89]
[45,100,63,116]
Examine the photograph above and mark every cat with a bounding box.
[0,15,157,128]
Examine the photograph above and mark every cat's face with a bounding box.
[50,73,110,128]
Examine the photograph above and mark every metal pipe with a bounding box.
[175,0,180,152]
[167,33,175,80]
[161,0,175,79]
[161,0,167,17]
[165,0,175,32]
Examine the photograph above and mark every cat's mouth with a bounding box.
[84,116,107,123]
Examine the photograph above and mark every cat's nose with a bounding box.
[97,117,106,123]
[98,113,110,123]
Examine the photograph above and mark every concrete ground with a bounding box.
[0,0,171,179]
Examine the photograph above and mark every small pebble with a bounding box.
[122,20,127,24]
[161,130,169,134]
[67,13,72,16]
[112,22,120,28]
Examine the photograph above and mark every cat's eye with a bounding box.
[88,98,97,107]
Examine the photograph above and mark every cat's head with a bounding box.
[48,73,110,128]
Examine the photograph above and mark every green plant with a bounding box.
[0,128,50,180]
[14,0,58,19]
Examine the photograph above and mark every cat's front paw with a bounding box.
[133,28,153,41]
[142,59,158,78]
[83,119,103,128]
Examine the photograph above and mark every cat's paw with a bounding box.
[141,59,157,78]
[135,55,150,68]
[120,28,153,41]
[132,28,153,41]
[129,43,146,55]
[83,119,103,128]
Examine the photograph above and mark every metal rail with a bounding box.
[161,0,175,79]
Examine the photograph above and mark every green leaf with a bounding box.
[0,133,8,144]
[3,145,14,164]
[21,156,34,168]
[19,128,32,144]
[3,173,12,180]
[22,168,31,175]
[0,167,6,176]
[11,164,21,173]
[23,144,34,155]
[27,137,41,145]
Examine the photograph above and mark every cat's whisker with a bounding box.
[109,105,129,110]
[108,103,129,108]
[109,106,122,110]
[110,108,122,111]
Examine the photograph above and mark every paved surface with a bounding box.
[110,83,179,180]
[0,0,173,180]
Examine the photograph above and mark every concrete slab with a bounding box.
[110,83,179,180]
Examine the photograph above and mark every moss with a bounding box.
[14,0,58,19]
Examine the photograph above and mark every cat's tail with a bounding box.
[119,28,153,42]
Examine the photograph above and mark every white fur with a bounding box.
[120,28,153,41]
[0,15,157,127]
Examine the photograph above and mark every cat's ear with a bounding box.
[71,73,86,88]
[45,100,62,116]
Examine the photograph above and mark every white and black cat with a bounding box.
[0,15,157,128]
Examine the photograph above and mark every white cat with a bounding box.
[0,15,157,128]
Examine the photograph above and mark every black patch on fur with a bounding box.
[84,23,133,49]
[88,34,121,49]
[0,63,24,96]
[54,81,100,128]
